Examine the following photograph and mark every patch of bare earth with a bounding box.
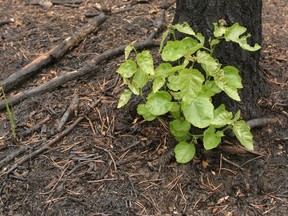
[0,0,287,215]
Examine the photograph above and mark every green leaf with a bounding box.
[173,22,195,36]
[124,40,136,60]
[225,23,261,51]
[202,80,222,97]
[162,40,186,61]
[117,89,132,108]
[167,68,204,103]
[155,63,172,77]
[232,120,253,150]
[145,91,173,116]
[117,60,137,78]
[203,126,224,150]
[174,141,195,163]
[211,104,233,127]
[213,21,227,37]
[182,96,214,128]
[152,76,165,93]
[214,66,243,101]
[137,104,157,121]
[169,119,191,138]
[123,78,140,95]
[182,37,203,56]
[159,29,169,53]
[132,69,148,89]
[196,50,219,76]
[136,50,154,75]
[169,102,181,120]
[233,110,241,121]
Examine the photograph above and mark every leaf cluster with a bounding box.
[117,20,260,163]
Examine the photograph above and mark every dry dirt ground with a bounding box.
[0,0,287,215]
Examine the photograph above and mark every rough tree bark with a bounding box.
[173,0,264,119]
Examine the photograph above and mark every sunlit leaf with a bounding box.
[169,102,181,120]
[145,91,173,116]
[173,22,196,36]
[232,120,253,150]
[162,40,186,61]
[117,89,132,108]
[211,104,233,127]
[154,63,172,77]
[169,119,191,137]
[136,50,154,75]
[132,69,148,88]
[159,29,169,53]
[203,126,223,150]
[124,40,136,60]
[117,60,137,78]
[137,104,157,121]
[182,37,203,56]
[196,50,219,76]
[225,23,261,51]
[167,68,204,103]
[174,141,195,163]
[182,96,214,128]
[152,76,165,93]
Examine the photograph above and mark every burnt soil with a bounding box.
[0,0,287,215]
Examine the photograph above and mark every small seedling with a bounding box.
[117,20,260,163]
[0,83,16,138]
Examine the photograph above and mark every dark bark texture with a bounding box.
[173,0,264,119]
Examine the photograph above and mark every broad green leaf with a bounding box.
[182,96,214,128]
[155,63,172,77]
[223,66,242,88]
[182,37,203,56]
[137,104,157,121]
[162,40,186,61]
[195,33,205,44]
[173,22,195,36]
[169,102,181,119]
[213,21,227,37]
[202,80,222,97]
[174,134,191,142]
[132,69,148,88]
[211,104,233,127]
[145,91,173,116]
[123,78,140,95]
[136,50,154,75]
[152,76,165,93]
[196,50,219,76]
[203,126,224,150]
[225,23,261,51]
[214,66,243,101]
[232,120,253,150]
[174,141,195,163]
[210,39,220,47]
[169,119,191,138]
[165,60,189,76]
[117,89,132,108]
[167,69,204,103]
[117,60,137,78]
[233,110,241,121]
[159,29,169,53]
[124,40,136,60]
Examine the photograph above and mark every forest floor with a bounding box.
[0,0,287,215]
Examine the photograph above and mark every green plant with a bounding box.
[0,83,16,138]
[116,20,260,163]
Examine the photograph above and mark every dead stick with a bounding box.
[5,116,84,175]
[1,13,106,93]
[0,26,163,111]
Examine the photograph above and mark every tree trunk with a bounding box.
[173,0,264,119]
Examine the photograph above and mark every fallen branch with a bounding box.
[0,9,166,111]
[4,116,84,175]
[1,13,106,93]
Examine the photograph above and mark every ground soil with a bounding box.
[0,0,287,215]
